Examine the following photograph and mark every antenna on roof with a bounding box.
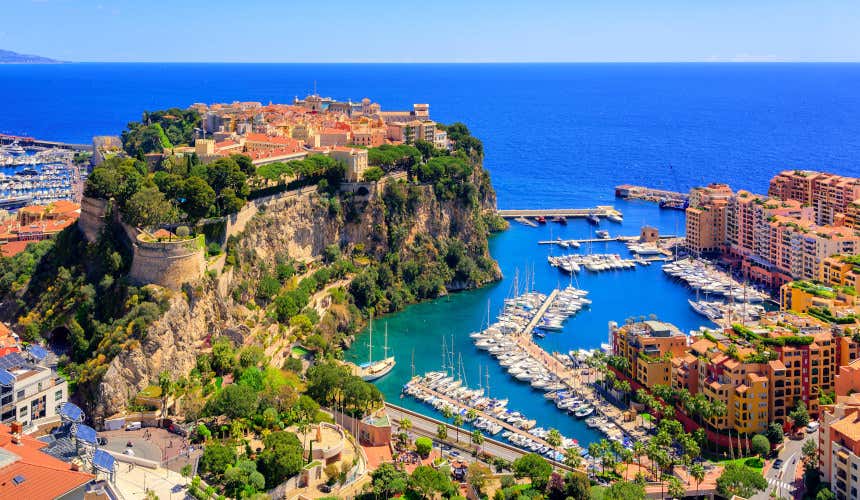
[313,80,318,96]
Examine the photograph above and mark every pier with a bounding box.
[405,378,564,454]
[497,205,621,219]
[1,134,92,152]
[538,234,678,245]
[523,289,559,336]
[614,184,688,203]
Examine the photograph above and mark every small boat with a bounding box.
[535,216,547,224]
[551,216,567,225]
[595,230,610,239]
[587,214,599,225]
[574,406,594,418]
[607,213,623,223]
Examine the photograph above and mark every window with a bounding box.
[54,390,62,402]
[18,406,27,417]
[16,390,24,399]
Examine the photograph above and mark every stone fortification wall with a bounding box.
[128,235,206,290]
[78,196,109,243]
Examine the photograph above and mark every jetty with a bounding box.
[614,184,688,203]
[497,206,621,220]
[0,134,91,152]
[523,289,559,336]
[539,234,678,245]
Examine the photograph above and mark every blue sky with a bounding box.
[4,0,860,62]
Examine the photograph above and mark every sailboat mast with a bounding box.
[383,323,390,358]
[368,312,373,364]
[485,366,490,398]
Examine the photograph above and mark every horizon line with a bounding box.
[7,59,860,65]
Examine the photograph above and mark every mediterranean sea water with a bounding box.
[3,63,860,446]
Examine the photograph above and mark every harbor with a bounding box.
[346,199,705,454]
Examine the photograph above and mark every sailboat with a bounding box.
[359,319,396,381]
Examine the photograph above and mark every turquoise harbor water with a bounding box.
[344,198,709,447]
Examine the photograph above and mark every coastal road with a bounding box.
[384,403,575,470]
[752,430,817,500]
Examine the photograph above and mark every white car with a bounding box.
[806,422,820,432]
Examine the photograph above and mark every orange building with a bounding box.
[685,183,733,256]
[610,320,688,388]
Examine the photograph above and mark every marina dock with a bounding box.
[538,234,678,245]
[497,206,622,219]
[523,289,559,336]
[405,377,564,454]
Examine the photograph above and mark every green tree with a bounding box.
[436,424,447,441]
[452,414,463,443]
[666,476,685,499]
[223,458,265,497]
[467,462,491,495]
[408,465,454,499]
[370,462,408,499]
[767,422,785,445]
[563,472,590,500]
[605,481,646,500]
[690,462,705,498]
[200,442,236,477]
[545,428,562,447]
[256,431,304,487]
[512,453,552,490]
[817,488,837,500]
[207,383,258,420]
[124,186,179,228]
[791,400,811,429]
[751,434,771,456]
[471,429,484,449]
[362,166,385,182]
[716,463,768,498]
[415,436,433,458]
[180,175,216,221]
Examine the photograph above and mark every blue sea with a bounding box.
[3,63,860,446]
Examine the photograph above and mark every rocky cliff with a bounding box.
[88,158,500,419]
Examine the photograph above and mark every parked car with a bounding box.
[126,422,142,431]
[773,459,784,470]
[807,422,820,433]
[97,437,108,446]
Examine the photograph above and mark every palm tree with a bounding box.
[466,408,477,421]
[436,424,447,441]
[633,441,645,474]
[621,448,634,480]
[157,370,173,428]
[471,430,484,453]
[564,448,583,469]
[690,462,705,498]
[399,417,412,436]
[441,406,453,420]
[453,415,463,443]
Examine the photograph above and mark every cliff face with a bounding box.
[94,284,231,420]
[93,166,500,419]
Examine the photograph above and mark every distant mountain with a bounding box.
[0,49,60,64]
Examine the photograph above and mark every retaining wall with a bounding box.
[78,196,109,243]
[128,235,206,290]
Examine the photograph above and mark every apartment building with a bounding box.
[685,183,732,256]
[696,351,770,434]
[610,320,688,388]
[0,349,68,430]
[821,256,860,292]
[819,394,860,500]
[769,170,860,226]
